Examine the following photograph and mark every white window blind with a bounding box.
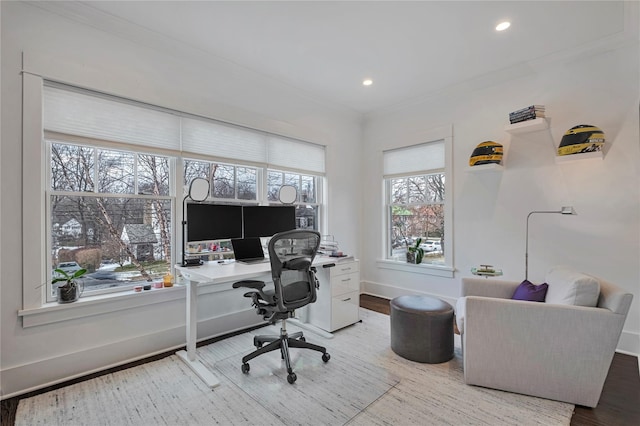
[267,135,325,174]
[43,85,181,151]
[181,117,268,163]
[44,84,325,174]
[383,140,445,178]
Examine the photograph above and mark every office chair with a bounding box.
[232,229,330,384]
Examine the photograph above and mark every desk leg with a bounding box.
[176,279,220,389]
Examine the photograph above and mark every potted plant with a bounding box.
[407,238,424,264]
[52,267,87,303]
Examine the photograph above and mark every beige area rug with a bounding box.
[16,309,574,425]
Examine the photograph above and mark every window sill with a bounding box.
[18,285,186,328]
[376,259,455,278]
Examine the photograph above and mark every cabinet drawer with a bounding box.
[331,272,359,296]
[332,261,359,277]
[331,291,360,331]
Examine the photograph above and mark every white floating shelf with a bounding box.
[467,163,504,172]
[504,117,548,134]
[555,150,603,163]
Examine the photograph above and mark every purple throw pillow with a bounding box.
[512,280,549,302]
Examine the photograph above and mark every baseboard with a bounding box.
[0,308,261,400]
[361,280,639,358]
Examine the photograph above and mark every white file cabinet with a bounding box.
[308,259,360,332]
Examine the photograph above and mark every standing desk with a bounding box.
[175,256,342,388]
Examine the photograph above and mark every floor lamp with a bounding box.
[182,177,210,267]
[525,206,576,280]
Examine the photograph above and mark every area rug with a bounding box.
[15,308,574,425]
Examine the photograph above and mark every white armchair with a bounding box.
[455,271,633,407]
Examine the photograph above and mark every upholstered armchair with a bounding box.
[455,267,633,407]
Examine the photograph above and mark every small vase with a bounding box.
[406,252,416,264]
[57,284,80,303]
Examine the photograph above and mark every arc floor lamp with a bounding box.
[525,206,576,280]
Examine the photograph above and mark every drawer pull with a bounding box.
[340,268,352,272]
[342,297,351,302]
[341,278,351,282]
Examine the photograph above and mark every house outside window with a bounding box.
[48,141,173,298]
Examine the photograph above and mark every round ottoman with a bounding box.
[390,295,454,363]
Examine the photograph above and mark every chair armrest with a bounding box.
[461,277,520,299]
[460,296,627,407]
[232,279,265,290]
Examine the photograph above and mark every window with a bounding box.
[268,170,320,230]
[388,174,445,264]
[383,136,452,270]
[185,159,258,201]
[48,140,173,299]
[30,81,326,305]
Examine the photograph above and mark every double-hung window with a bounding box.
[383,132,453,273]
[33,81,326,304]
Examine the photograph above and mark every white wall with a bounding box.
[0,2,362,397]
[361,41,640,355]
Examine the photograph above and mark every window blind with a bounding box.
[383,140,444,178]
[43,84,325,174]
[43,85,182,151]
[267,135,325,174]
[181,117,268,163]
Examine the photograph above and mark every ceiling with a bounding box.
[34,1,630,115]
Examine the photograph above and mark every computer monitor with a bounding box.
[242,205,296,238]
[186,203,243,242]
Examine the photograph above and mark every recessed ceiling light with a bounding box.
[362,79,373,86]
[496,21,511,31]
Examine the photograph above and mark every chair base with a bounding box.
[241,321,330,384]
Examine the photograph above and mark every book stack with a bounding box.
[509,105,545,124]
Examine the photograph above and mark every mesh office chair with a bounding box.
[232,229,330,384]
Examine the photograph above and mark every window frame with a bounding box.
[377,126,454,278]
[21,75,327,314]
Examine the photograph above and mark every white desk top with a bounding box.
[176,255,351,284]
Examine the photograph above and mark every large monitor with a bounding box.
[186,203,243,242]
[242,205,296,238]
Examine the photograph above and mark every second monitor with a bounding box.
[242,205,296,238]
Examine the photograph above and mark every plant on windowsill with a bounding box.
[52,268,87,303]
[406,238,424,264]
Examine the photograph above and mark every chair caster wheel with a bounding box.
[287,373,297,384]
[322,353,331,362]
[241,363,250,374]
[299,336,306,342]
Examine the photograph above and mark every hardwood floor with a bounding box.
[2,295,639,426]
[360,294,640,426]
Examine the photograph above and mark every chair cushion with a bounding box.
[511,280,548,302]
[545,266,600,307]
[454,297,466,334]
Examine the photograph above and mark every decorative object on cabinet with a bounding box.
[525,206,576,280]
[308,259,361,333]
[469,141,504,167]
[471,265,503,277]
[557,124,605,156]
[508,105,545,124]
[504,117,549,134]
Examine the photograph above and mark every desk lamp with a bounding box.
[182,177,210,267]
[525,206,576,280]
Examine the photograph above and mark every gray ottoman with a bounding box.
[390,295,454,363]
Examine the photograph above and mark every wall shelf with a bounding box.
[504,117,548,134]
[467,163,504,173]
[555,150,603,163]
